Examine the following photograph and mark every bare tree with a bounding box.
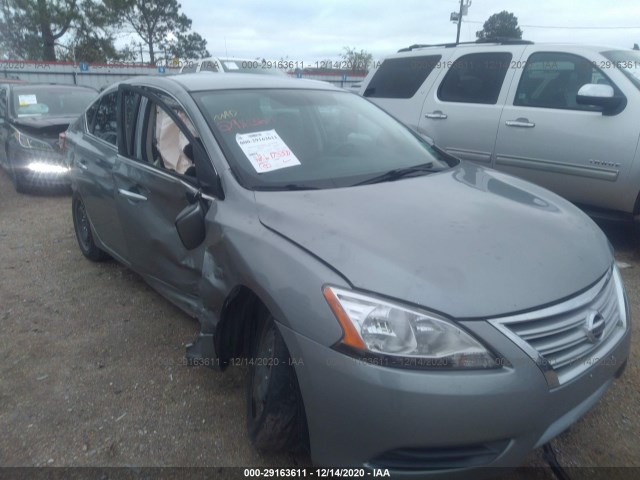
[341,46,373,73]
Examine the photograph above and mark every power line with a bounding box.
[523,24,640,30]
[463,19,640,30]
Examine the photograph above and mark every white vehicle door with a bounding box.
[493,48,640,214]
[418,46,528,165]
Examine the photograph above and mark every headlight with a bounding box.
[12,128,53,151]
[612,264,629,329]
[323,286,501,369]
[26,162,68,174]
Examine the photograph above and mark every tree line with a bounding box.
[0,0,210,64]
[0,3,526,68]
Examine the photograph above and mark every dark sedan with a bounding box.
[0,83,97,192]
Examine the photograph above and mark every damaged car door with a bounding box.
[112,85,212,316]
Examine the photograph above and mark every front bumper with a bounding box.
[279,317,630,478]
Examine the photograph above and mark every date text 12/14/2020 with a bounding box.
[243,468,391,477]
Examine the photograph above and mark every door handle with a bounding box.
[118,188,147,202]
[424,111,448,119]
[505,118,535,128]
[77,159,88,170]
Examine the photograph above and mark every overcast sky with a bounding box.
[171,0,640,63]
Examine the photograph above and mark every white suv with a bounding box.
[359,40,640,218]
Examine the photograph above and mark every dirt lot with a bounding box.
[0,170,638,478]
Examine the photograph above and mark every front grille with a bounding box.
[490,267,627,387]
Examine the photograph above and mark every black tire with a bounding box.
[246,313,307,452]
[72,193,110,262]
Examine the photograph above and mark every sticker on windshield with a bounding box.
[224,61,239,70]
[236,130,301,173]
[18,94,37,106]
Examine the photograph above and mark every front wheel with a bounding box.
[72,194,109,262]
[246,313,307,452]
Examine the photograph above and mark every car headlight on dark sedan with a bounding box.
[324,286,501,369]
[12,128,54,151]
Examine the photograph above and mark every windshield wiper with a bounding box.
[354,162,436,186]
[254,184,320,191]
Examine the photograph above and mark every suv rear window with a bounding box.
[438,52,512,104]
[363,55,442,99]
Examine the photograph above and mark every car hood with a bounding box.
[255,163,612,319]
[12,115,77,138]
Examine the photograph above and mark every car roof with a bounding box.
[120,73,341,93]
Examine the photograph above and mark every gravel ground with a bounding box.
[0,169,638,479]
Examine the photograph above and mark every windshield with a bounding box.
[219,59,285,75]
[601,50,640,90]
[11,86,96,118]
[193,89,453,190]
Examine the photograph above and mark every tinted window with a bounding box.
[11,86,96,117]
[92,92,118,145]
[438,52,512,104]
[193,89,452,190]
[364,55,442,98]
[515,52,615,110]
[182,64,198,73]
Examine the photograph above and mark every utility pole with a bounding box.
[456,0,464,44]
[451,0,471,44]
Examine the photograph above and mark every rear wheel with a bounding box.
[246,313,307,452]
[72,194,109,261]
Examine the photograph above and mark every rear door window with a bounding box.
[364,55,442,98]
[438,52,512,104]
